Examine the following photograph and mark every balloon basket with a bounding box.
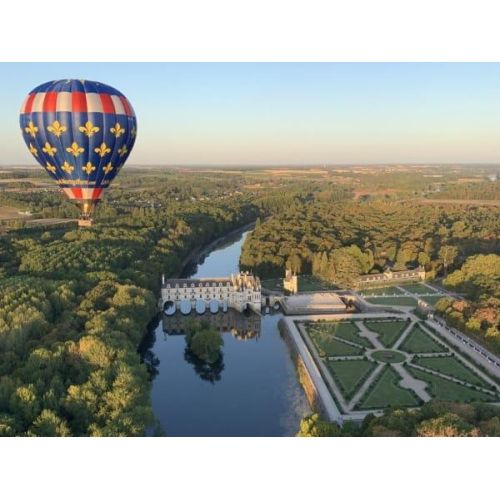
[78,219,93,228]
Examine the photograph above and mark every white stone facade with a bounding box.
[162,272,261,313]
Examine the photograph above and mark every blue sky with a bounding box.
[4,62,500,165]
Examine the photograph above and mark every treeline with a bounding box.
[0,173,271,436]
[435,254,499,353]
[240,200,499,287]
[428,181,500,200]
[298,401,500,436]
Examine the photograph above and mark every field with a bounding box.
[357,367,421,409]
[399,324,447,353]
[326,359,376,399]
[363,319,409,348]
[0,206,29,220]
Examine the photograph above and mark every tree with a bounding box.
[297,413,341,437]
[479,416,500,436]
[418,251,431,267]
[28,410,71,437]
[416,413,479,437]
[439,245,458,275]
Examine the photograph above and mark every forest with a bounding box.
[240,199,498,284]
[0,165,498,435]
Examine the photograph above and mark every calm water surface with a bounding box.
[145,229,310,436]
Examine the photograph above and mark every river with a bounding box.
[143,227,310,436]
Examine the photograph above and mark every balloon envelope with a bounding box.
[19,79,137,221]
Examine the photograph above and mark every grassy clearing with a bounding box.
[298,275,338,292]
[359,286,405,296]
[366,296,418,307]
[412,355,493,389]
[358,366,421,409]
[400,324,448,354]
[0,206,29,220]
[364,319,409,348]
[260,278,284,292]
[309,321,373,348]
[407,366,497,403]
[326,359,377,399]
[400,283,435,294]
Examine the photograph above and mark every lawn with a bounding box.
[399,324,448,353]
[357,366,421,409]
[364,319,409,348]
[298,275,338,292]
[359,286,405,296]
[326,359,377,399]
[260,278,284,292]
[366,296,418,307]
[407,366,497,403]
[309,321,373,348]
[307,331,364,357]
[400,283,435,295]
[412,355,494,389]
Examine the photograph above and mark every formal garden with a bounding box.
[359,282,452,308]
[300,316,500,416]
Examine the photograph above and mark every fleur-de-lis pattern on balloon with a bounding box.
[79,121,100,137]
[29,143,38,156]
[61,161,74,174]
[103,162,114,174]
[47,120,67,137]
[94,142,111,158]
[118,145,128,157]
[83,162,96,175]
[45,162,57,173]
[42,142,57,157]
[25,121,38,137]
[110,123,125,138]
[66,142,84,157]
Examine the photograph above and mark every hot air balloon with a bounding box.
[19,79,137,227]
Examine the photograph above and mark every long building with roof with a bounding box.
[161,271,261,313]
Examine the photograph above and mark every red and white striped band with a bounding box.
[62,187,104,201]
[20,92,135,116]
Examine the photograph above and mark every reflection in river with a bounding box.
[163,308,261,341]
[183,348,225,384]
